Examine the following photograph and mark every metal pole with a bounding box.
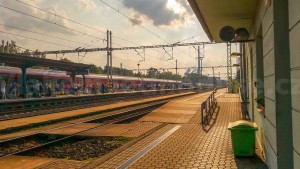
[212,67,215,87]
[110,31,113,86]
[176,59,178,89]
[106,30,109,83]
[198,46,200,83]
[137,63,140,90]
[227,43,232,93]
[200,58,203,80]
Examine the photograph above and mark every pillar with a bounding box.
[21,67,27,98]
[82,74,86,92]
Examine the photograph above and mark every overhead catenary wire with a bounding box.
[14,0,176,58]
[0,23,89,46]
[15,0,107,35]
[97,0,170,44]
[15,0,165,51]
[0,30,74,49]
[14,0,202,69]
[0,4,105,40]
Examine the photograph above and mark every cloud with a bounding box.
[123,0,193,27]
[77,0,96,10]
[0,0,74,35]
[129,14,143,25]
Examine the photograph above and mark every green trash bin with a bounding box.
[228,120,258,157]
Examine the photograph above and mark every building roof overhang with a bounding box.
[0,53,92,72]
[188,0,258,42]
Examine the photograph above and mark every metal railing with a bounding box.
[201,88,218,127]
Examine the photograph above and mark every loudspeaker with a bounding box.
[235,28,249,41]
[219,26,235,42]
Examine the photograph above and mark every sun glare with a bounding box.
[167,0,184,14]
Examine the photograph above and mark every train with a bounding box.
[0,66,182,94]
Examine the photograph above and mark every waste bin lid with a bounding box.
[228,120,258,130]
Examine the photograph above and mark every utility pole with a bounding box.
[109,31,113,88]
[106,30,109,84]
[137,63,140,90]
[197,46,201,83]
[227,43,232,93]
[120,63,122,76]
[175,59,178,89]
[212,67,215,87]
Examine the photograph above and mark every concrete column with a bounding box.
[21,67,27,98]
[82,75,86,92]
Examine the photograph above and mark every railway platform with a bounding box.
[82,90,267,169]
[0,89,268,169]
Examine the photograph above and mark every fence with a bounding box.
[201,88,218,127]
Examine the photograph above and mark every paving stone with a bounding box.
[84,90,268,169]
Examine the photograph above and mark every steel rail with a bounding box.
[0,101,167,159]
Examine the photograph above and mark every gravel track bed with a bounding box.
[0,136,45,156]
[29,136,132,161]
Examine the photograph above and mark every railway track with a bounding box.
[0,100,167,159]
[0,88,197,121]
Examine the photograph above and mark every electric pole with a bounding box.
[109,31,113,87]
[120,63,122,76]
[106,30,109,84]
[212,67,215,87]
[197,46,200,83]
[175,59,178,89]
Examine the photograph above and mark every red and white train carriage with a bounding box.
[0,66,181,91]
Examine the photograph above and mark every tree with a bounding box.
[146,67,159,78]
[103,66,135,76]
[32,50,46,58]
[0,40,46,58]
[60,58,72,62]
[0,40,20,54]
[89,65,104,74]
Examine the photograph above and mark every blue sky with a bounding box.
[0,0,236,78]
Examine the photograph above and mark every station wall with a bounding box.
[289,0,300,168]
[245,0,297,168]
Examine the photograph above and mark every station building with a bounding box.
[188,0,300,168]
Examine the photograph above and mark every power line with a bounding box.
[0,4,105,40]
[15,45,35,52]
[0,23,89,46]
[13,0,189,67]
[0,30,73,48]
[97,0,170,44]
[15,0,107,35]
[15,0,165,51]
